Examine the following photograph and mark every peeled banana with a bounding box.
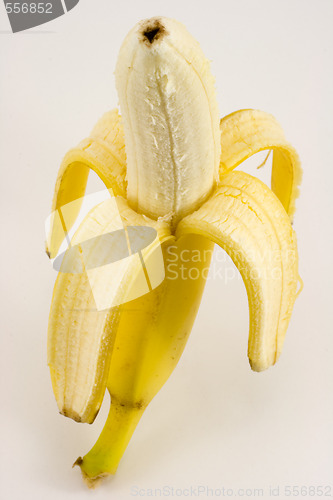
[46,16,302,486]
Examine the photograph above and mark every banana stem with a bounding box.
[75,398,146,486]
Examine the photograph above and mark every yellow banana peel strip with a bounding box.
[47,109,127,258]
[176,170,299,371]
[48,195,171,424]
[219,109,302,219]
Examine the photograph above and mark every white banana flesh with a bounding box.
[115,16,220,222]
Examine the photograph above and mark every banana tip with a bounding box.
[140,18,168,45]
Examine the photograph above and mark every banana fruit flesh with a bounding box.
[115,17,220,222]
[47,16,302,486]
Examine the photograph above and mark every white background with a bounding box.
[1,0,332,498]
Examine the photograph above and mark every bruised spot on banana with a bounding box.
[47,16,302,485]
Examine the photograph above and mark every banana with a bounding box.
[46,16,302,486]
